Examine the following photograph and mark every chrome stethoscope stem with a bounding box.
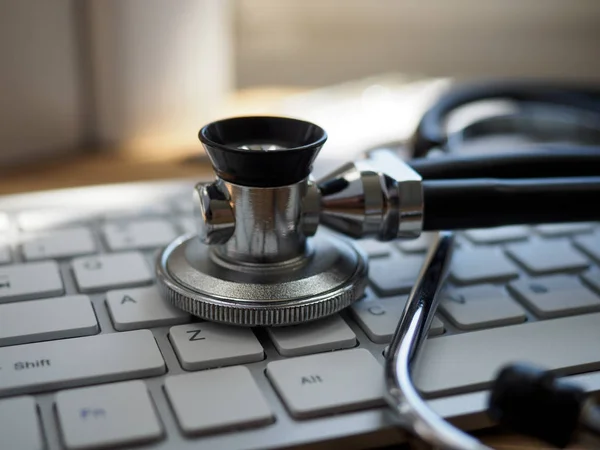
[384,231,492,450]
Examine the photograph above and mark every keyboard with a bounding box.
[1,178,600,450]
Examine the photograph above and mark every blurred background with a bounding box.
[1,0,600,189]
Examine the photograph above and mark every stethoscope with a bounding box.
[158,81,600,449]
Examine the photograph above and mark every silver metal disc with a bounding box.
[156,232,368,326]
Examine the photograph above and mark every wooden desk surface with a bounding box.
[0,149,209,196]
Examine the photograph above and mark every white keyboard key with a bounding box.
[413,313,600,397]
[0,245,10,264]
[439,285,526,330]
[0,213,9,231]
[165,366,273,435]
[17,210,93,231]
[173,198,194,214]
[369,254,424,296]
[582,268,600,294]
[266,348,384,418]
[508,275,600,318]
[574,232,600,263]
[72,252,152,292]
[104,204,170,220]
[355,239,391,258]
[0,295,98,346]
[350,294,444,343]
[178,217,195,235]
[463,226,529,244]
[0,330,165,397]
[21,227,96,260]
[506,240,590,275]
[536,222,595,237]
[0,396,43,450]
[102,219,177,251]
[169,323,264,370]
[107,286,190,331]
[0,261,63,303]
[395,232,436,253]
[56,381,163,449]
[267,315,356,357]
[450,248,519,285]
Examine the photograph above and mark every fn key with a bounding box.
[56,381,163,449]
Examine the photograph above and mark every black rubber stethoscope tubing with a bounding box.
[407,147,600,230]
[399,80,600,230]
[408,79,600,158]
[406,146,600,231]
[408,146,600,180]
[421,176,600,230]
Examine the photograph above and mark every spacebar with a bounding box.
[0,330,165,397]
[413,313,600,398]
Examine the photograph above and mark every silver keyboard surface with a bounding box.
[1,179,600,450]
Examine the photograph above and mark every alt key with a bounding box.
[266,348,385,419]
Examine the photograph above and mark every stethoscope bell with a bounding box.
[156,116,369,326]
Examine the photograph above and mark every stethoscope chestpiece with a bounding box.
[156,116,369,327]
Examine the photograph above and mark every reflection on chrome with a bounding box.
[237,144,288,151]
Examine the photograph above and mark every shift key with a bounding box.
[0,330,165,397]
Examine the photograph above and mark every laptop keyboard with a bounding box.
[1,180,600,450]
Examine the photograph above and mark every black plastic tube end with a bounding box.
[199,116,327,187]
[488,362,585,448]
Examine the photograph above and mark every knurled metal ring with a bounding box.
[156,234,368,327]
